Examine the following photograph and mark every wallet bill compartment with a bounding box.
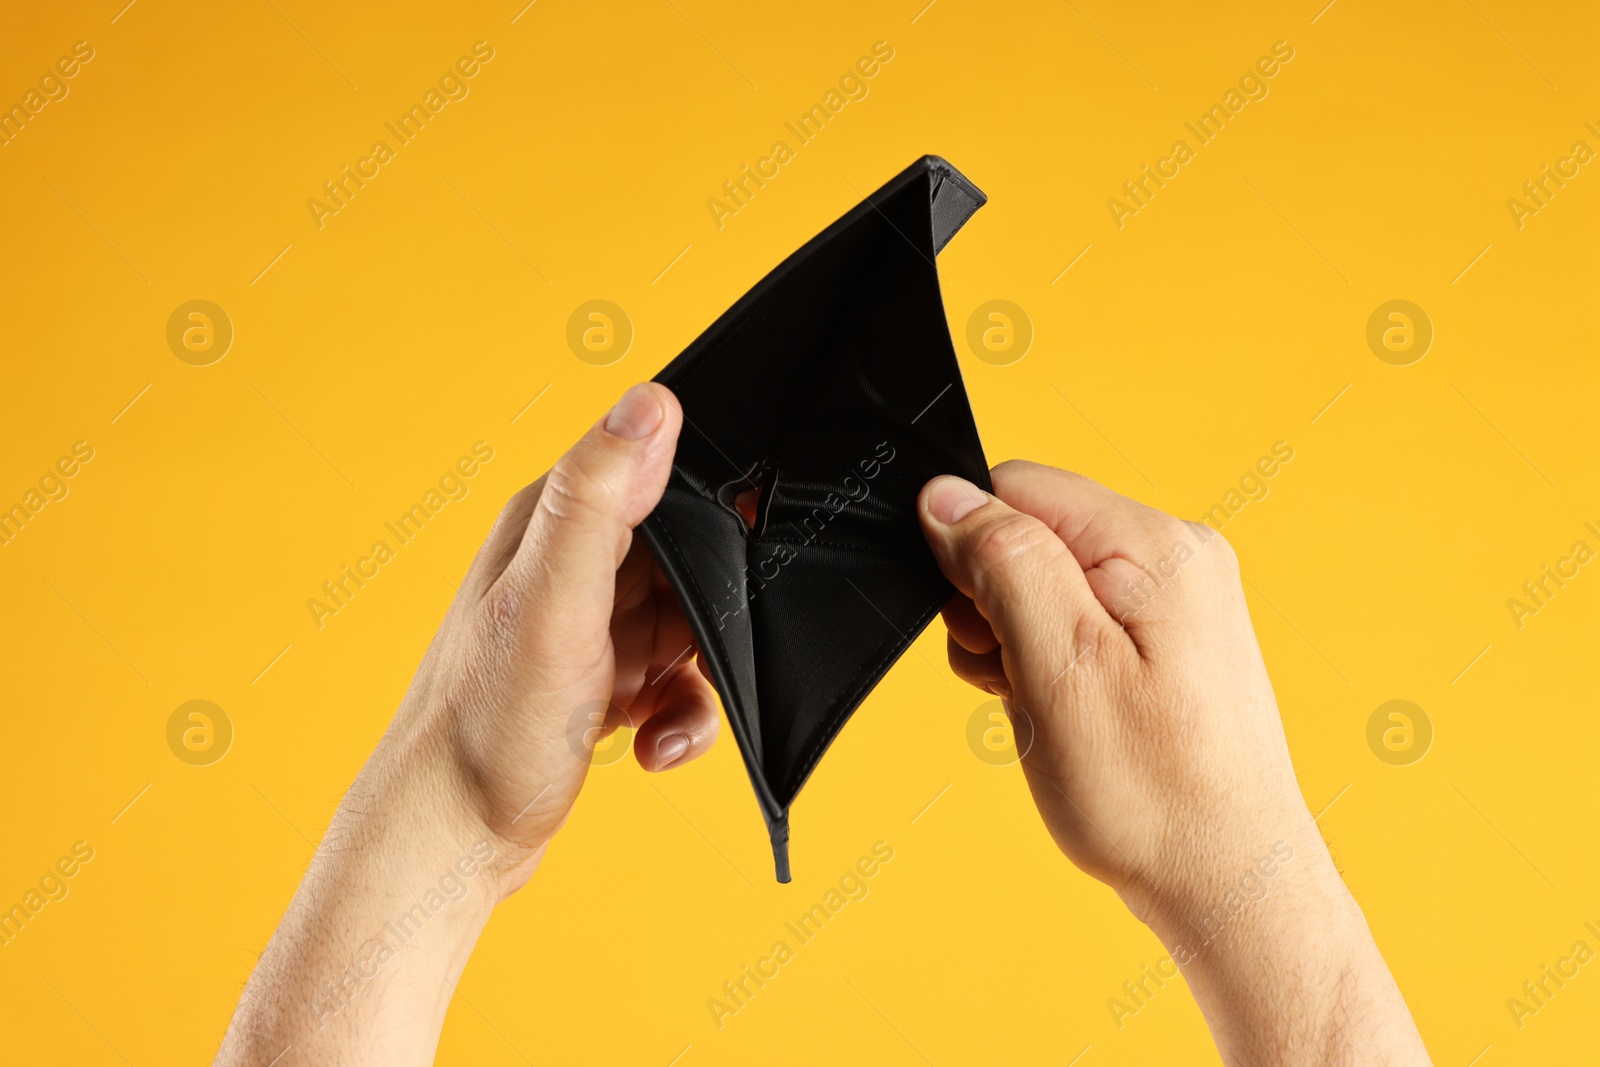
[641,156,991,881]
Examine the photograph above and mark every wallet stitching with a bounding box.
[672,313,752,393]
[755,535,905,554]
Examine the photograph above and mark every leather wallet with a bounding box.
[640,156,991,882]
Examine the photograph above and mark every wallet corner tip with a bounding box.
[770,812,792,883]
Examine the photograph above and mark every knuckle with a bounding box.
[1136,508,1189,550]
[1183,519,1236,567]
[967,512,1056,577]
[990,458,1083,501]
[501,478,542,520]
[989,457,1040,484]
[1151,510,1189,539]
[542,448,624,524]
[484,480,541,545]
[1208,530,1240,568]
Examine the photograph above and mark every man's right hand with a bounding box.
[917,460,1431,1066]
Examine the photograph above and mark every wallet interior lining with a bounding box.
[640,156,990,881]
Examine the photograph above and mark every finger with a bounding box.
[919,475,1123,674]
[989,460,1191,566]
[947,635,1007,695]
[609,588,658,711]
[608,544,672,709]
[632,658,721,771]
[615,536,658,614]
[988,460,1220,634]
[648,563,698,666]
[489,383,682,680]
[611,582,698,712]
[456,399,682,609]
[458,474,547,603]
[942,593,998,654]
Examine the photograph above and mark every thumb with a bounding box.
[497,382,681,668]
[918,475,1110,673]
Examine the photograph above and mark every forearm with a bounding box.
[211,383,708,1064]
[1137,820,1431,1067]
[216,749,501,1066]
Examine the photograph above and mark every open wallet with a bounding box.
[638,155,992,883]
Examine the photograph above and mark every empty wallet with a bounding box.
[639,155,992,883]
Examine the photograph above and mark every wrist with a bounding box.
[342,718,537,908]
[308,754,503,961]
[298,767,500,1024]
[219,749,504,1062]
[1119,819,1428,1065]
[361,693,558,897]
[1120,811,1344,958]
[1144,833,1355,971]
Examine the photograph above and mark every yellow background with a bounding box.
[2,0,1595,1062]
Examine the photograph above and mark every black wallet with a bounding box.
[639,156,991,882]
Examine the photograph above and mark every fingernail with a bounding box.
[926,476,988,525]
[655,734,689,769]
[604,383,663,441]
